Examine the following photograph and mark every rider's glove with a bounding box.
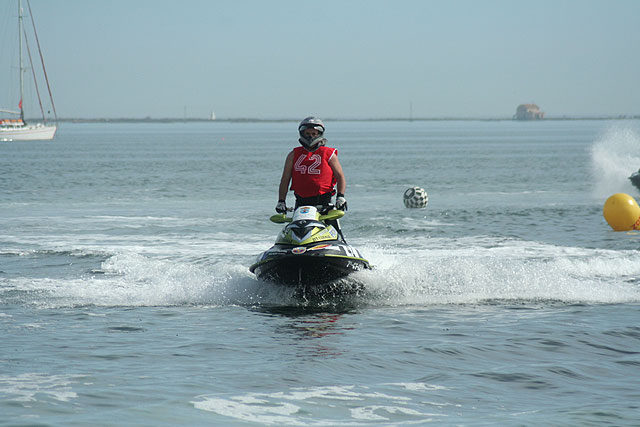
[335,193,348,211]
[275,200,287,213]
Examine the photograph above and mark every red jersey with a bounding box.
[290,146,337,198]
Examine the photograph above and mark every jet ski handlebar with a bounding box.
[269,208,345,224]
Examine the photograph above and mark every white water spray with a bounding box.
[591,124,640,198]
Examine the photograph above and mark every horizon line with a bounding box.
[50,115,640,123]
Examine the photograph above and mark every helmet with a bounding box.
[298,116,326,151]
[298,116,325,135]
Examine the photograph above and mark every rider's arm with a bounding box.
[328,155,346,195]
[278,151,294,201]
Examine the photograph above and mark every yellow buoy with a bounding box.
[603,193,640,231]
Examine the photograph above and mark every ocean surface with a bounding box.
[2,119,640,426]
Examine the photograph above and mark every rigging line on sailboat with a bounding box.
[25,0,56,121]
[22,24,47,122]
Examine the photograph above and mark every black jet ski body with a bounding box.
[249,206,370,290]
[630,170,640,190]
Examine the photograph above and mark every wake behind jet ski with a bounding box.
[249,205,371,294]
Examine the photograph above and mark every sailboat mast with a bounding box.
[18,0,25,121]
[26,0,58,122]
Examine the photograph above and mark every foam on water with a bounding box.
[2,253,262,308]
[361,239,640,305]
[591,124,640,198]
[0,373,83,403]
[4,237,639,309]
[192,383,446,425]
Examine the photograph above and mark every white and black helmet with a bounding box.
[298,116,327,151]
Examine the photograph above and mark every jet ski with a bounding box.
[249,205,371,294]
[630,169,640,190]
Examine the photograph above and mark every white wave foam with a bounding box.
[4,239,639,308]
[384,382,449,391]
[193,384,444,425]
[0,373,82,403]
[194,396,301,425]
[351,406,436,422]
[358,239,640,305]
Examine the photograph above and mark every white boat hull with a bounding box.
[0,124,56,141]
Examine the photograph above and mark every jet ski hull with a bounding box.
[630,172,640,190]
[250,243,370,288]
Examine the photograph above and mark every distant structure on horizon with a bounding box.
[514,104,544,120]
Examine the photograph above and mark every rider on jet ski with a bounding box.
[276,117,348,214]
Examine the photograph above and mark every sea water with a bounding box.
[1,120,639,425]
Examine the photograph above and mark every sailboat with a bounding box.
[1,0,57,141]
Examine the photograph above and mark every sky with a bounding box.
[1,0,639,119]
